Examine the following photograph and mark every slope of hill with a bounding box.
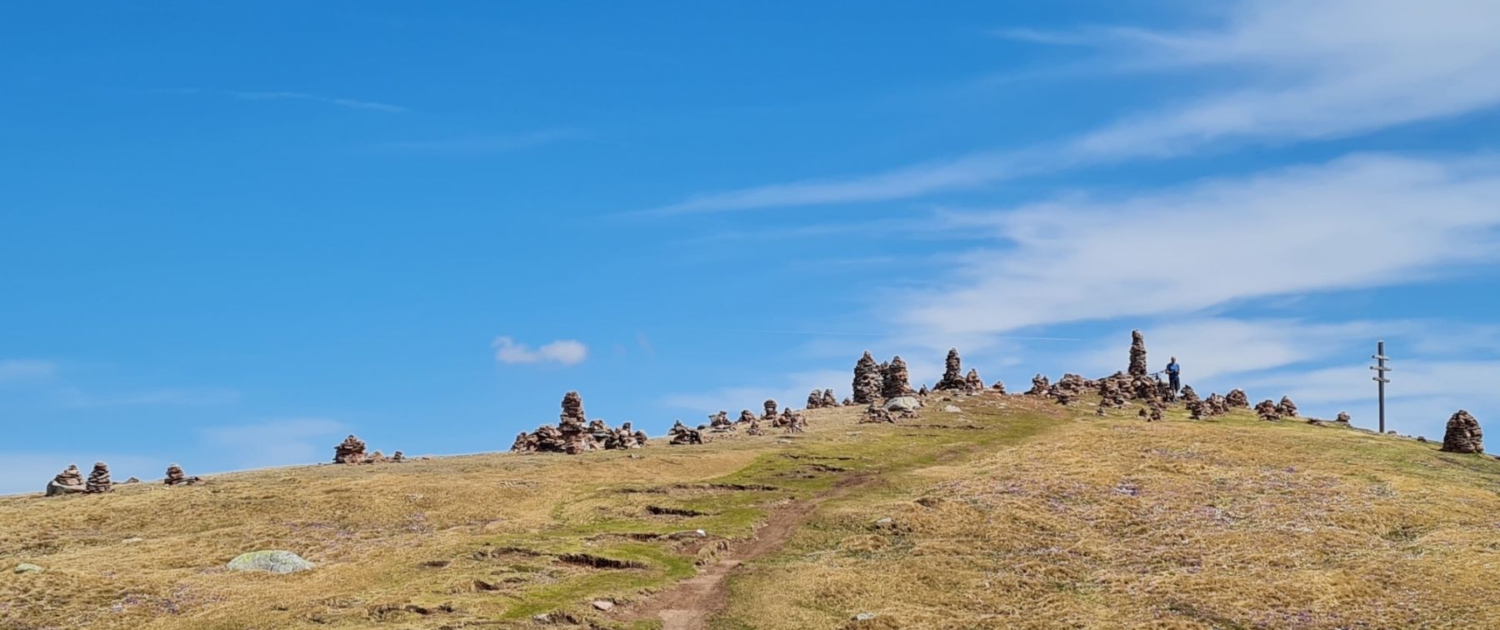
[2,394,1498,629]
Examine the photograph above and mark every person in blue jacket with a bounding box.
[1165,357,1181,394]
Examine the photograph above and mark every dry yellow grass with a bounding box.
[718,399,1500,630]
[4,395,1498,630]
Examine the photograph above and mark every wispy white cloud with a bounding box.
[164,88,407,113]
[198,418,350,469]
[379,129,583,155]
[492,337,589,366]
[0,359,58,384]
[651,0,1500,213]
[897,153,1500,338]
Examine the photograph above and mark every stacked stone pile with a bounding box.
[1128,330,1149,378]
[45,465,86,496]
[1255,399,1281,421]
[1441,410,1484,454]
[668,421,704,446]
[882,357,912,399]
[746,419,764,436]
[1336,411,1351,423]
[917,385,930,397]
[782,410,807,434]
[853,352,884,404]
[991,381,1006,394]
[1204,393,1229,416]
[737,410,757,424]
[963,369,984,394]
[391,451,406,462]
[164,464,201,486]
[1097,379,1127,408]
[1050,373,1089,404]
[807,390,828,409]
[762,399,779,423]
[334,435,368,464]
[1026,374,1050,396]
[860,405,895,424]
[86,463,112,494]
[1226,389,1249,408]
[1276,396,1298,418]
[709,411,734,433]
[822,389,838,407]
[934,349,966,392]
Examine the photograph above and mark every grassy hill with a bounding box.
[3,393,1499,629]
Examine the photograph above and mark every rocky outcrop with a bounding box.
[882,357,912,399]
[853,352,884,404]
[934,349,966,391]
[1441,410,1484,454]
[45,465,86,497]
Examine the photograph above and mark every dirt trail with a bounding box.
[627,473,874,630]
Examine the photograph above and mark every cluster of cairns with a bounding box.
[332,434,407,464]
[512,392,648,454]
[931,349,985,395]
[46,461,190,496]
[667,421,704,445]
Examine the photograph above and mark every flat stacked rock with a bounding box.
[86,462,112,494]
[737,410,757,424]
[882,356,912,399]
[933,349,966,391]
[1441,410,1484,454]
[1276,396,1298,418]
[709,411,734,433]
[1336,411,1351,423]
[1226,389,1249,408]
[391,451,406,462]
[164,464,201,486]
[334,435,368,464]
[45,465,87,496]
[1255,399,1281,421]
[1026,374,1050,396]
[852,352,884,404]
[990,381,1006,394]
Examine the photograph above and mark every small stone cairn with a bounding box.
[737,409,757,424]
[1441,410,1484,454]
[963,369,984,394]
[1226,389,1249,408]
[1255,399,1281,421]
[46,465,87,496]
[1336,411,1351,424]
[86,462,112,494]
[1276,396,1298,418]
[1026,374,1050,396]
[668,421,704,446]
[991,381,1006,394]
[762,399,779,423]
[164,464,201,486]
[709,411,734,433]
[334,435,368,464]
[860,404,895,424]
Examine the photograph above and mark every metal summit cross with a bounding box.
[1370,341,1391,434]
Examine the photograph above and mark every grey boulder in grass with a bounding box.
[227,551,314,575]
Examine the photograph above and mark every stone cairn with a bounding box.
[46,465,87,496]
[746,419,764,436]
[807,390,827,409]
[917,384,930,397]
[1204,393,1229,417]
[334,435,368,464]
[934,348,966,392]
[1225,389,1249,408]
[1276,396,1298,418]
[821,389,837,408]
[1441,410,1484,453]
[558,391,599,454]
[164,464,201,486]
[737,409,757,424]
[709,411,734,432]
[782,409,807,434]
[1128,330,1149,377]
[853,351,884,404]
[1026,374,1050,396]
[1336,411,1351,423]
[668,421,704,446]
[1255,399,1281,421]
[882,356,912,399]
[1097,378,1127,408]
[762,399,779,423]
[991,381,1006,394]
[1049,373,1090,405]
[963,369,984,394]
[513,392,641,453]
[86,462,112,494]
[1136,401,1163,422]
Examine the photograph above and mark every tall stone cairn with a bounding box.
[1128,330,1149,378]
[1441,410,1484,454]
[86,462,112,494]
[1225,389,1249,408]
[882,356,912,399]
[560,391,587,426]
[557,391,596,454]
[934,349,966,391]
[852,351,884,404]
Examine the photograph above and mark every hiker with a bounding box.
[1165,357,1181,395]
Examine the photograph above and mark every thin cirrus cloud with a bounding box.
[163,88,407,113]
[492,337,589,366]
[648,0,1500,214]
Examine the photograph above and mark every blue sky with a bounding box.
[4,1,1500,494]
